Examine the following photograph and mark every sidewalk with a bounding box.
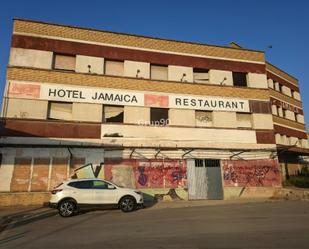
[0,206,57,233]
[145,198,277,210]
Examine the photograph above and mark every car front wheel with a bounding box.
[119,196,136,212]
[58,200,76,217]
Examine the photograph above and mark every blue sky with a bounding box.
[0,0,308,127]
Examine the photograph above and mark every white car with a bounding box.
[49,178,144,217]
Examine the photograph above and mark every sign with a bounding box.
[41,84,145,106]
[170,95,249,112]
[271,98,299,114]
[8,81,250,113]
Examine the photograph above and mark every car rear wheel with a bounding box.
[58,200,76,217]
[119,196,136,212]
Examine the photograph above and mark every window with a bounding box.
[68,180,93,189]
[232,72,247,87]
[282,109,287,118]
[195,111,212,127]
[150,108,169,126]
[193,68,209,84]
[93,180,112,189]
[278,84,283,92]
[276,106,280,116]
[105,60,124,76]
[103,105,124,123]
[236,113,252,128]
[53,54,76,71]
[291,89,295,98]
[195,159,204,167]
[150,65,168,80]
[48,102,73,120]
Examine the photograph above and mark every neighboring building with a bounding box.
[0,18,308,201]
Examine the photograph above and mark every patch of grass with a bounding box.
[285,176,309,188]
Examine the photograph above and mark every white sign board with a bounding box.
[8,81,250,113]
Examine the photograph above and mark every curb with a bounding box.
[0,208,57,233]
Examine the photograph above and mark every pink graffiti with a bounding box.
[223,159,281,187]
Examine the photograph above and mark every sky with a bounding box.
[0,0,308,127]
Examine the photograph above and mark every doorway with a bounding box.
[187,159,223,200]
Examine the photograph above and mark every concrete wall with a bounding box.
[212,112,236,128]
[168,65,193,82]
[75,55,104,74]
[293,91,301,101]
[301,139,309,148]
[252,114,273,129]
[124,60,150,79]
[277,106,283,117]
[247,73,268,89]
[72,103,102,122]
[101,124,257,145]
[9,48,53,69]
[271,105,278,115]
[285,110,296,121]
[282,86,292,97]
[275,133,281,144]
[6,98,48,119]
[296,114,305,124]
[124,106,150,124]
[169,109,195,126]
[274,82,280,91]
[267,78,274,89]
[209,69,233,86]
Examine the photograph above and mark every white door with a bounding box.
[92,180,118,204]
[69,180,94,204]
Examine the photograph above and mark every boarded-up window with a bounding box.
[54,54,76,71]
[50,158,68,190]
[105,60,124,76]
[31,158,50,192]
[236,113,252,128]
[103,105,124,123]
[48,102,73,120]
[193,68,209,84]
[195,111,212,127]
[233,72,247,87]
[11,158,32,192]
[150,108,169,125]
[150,65,168,80]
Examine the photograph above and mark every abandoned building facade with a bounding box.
[0,19,308,201]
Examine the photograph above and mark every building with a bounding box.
[0,18,308,203]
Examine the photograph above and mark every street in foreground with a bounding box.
[0,200,309,249]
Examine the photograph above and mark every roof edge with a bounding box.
[12,17,265,55]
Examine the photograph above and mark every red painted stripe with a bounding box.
[267,71,299,92]
[270,97,303,115]
[274,124,307,139]
[0,119,101,138]
[12,34,266,74]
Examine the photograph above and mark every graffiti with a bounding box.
[223,159,281,187]
[137,166,148,186]
[104,159,187,189]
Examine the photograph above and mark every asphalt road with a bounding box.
[1,200,309,249]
